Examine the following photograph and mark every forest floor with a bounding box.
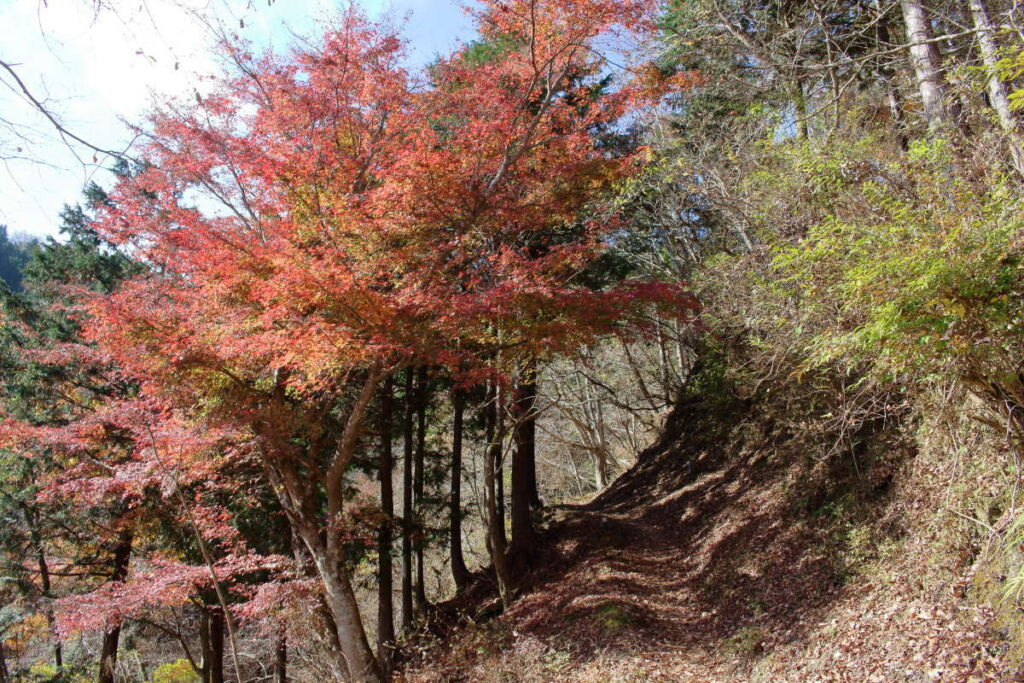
[403,400,1022,682]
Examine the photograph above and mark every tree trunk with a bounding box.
[655,318,671,400]
[280,369,384,683]
[496,451,506,536]
[576,373,610,490]
[508,366,539,574]
[97,529,132,683]
[290,533,349,682]
[483,382,514,606]
[495,384,506,539]
[312,598,348,682]
[376,378,396,674]
[0,639,8,683]
[968,0,1024,174]
[522,368,540,510]
[483,383,506,553]
[900,0,954,129]
[314,555,382,683]
[292,516,384,682]
[413,366,428,611]
[320,372,385,683]
[200,607,225,683]
[275,631,287,683]
[871,0,912,150]
[22,503,62,674]
[401,368,415,631]
[450,387,471,591]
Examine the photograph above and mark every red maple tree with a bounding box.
[57,2,696,679]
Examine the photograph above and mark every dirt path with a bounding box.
[408,406,1014,682]
[501,442,842,681]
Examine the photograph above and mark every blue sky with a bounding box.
[0,0,476,237]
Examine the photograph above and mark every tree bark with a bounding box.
[496,450,506,536]
[413,366,428,611]
[521,367,541,509]
[312,556,381,682]
[275,631,287,683]
[594,452,609,489]
[97,529,132,683]
[508,365,539,574]
[376,378,396,674]
[899,0,954,129]
[200,607,225,683]
[483,382,514,606]
[483,383,506,553]
[449,387,471,591]
[401,368,415,631]
[283,496,351,682]
[968,0,1024,174]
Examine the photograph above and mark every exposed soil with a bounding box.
[402,398,1020,682]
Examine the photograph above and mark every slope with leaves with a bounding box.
[403,363,1017,681]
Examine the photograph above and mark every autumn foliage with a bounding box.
[0,1,696,681]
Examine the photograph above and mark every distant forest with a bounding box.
[0,227,35,291]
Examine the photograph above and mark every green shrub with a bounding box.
[151,659,200,683]
[771,137,1024,433]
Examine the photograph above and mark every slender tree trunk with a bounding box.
[413,366,428,611]
[900,0,954,129]
[871,0,912,150]
[482,384,506,552]
[521,366,540,509]
[450,386,471,591]
[655,319,670,400]
[496,451,506,536]
[968,0,1024,174]
[98,529,133,683]
[401,368,415,631]
[275,631,287,683]
[594,451,609,489]
[22,504,62,673]
[578,375,609,490]
[377,378,396,674]
[483,383,514,605]
[508,366,539,574]
[200,607,225,683]
[0,639,8,683]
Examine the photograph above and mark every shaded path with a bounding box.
[504,430,844,680]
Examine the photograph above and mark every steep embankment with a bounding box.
[406,395,1019,681]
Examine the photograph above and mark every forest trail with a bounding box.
[409,402,1013,682]
[501,413,840,681]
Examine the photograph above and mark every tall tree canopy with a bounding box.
[16,2,694,681]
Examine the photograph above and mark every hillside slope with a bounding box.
[406,394,1020,682]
